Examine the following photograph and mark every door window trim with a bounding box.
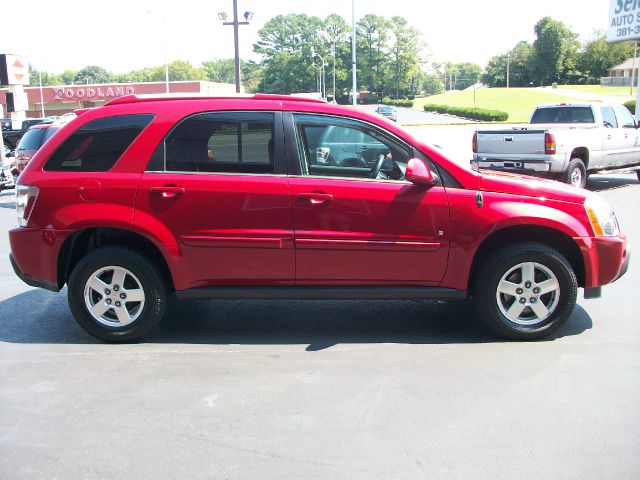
[145,110,286,175]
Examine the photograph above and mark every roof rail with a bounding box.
[105,93,326,106]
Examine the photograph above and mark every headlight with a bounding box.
[584,195,619,237]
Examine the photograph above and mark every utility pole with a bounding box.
[631,42,637,97]
[351,0,357,107]
[506,53,510,88]
[219,1,252,93]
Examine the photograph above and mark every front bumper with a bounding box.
[576,234,630,291]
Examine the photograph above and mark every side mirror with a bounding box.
[405,158,437,186]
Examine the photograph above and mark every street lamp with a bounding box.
[219,1,252,93]
[311,48,327,99]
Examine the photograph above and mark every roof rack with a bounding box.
[105,93,326,106]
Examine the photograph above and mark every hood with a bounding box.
[478,170,589,204]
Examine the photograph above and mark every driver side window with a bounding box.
[292,114,411,180]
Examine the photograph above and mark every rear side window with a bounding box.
[16,128,46,151]
[147,112,274,174]
[600,106,618,128]
[44,114,154,172]
[530,107,595,124]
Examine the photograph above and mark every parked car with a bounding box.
[11,116,75,183]
[472,102,640,187]
[376,105,398,122]
[9,94,629,342]
[2,118,48,154]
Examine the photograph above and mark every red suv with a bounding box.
[9,94,630,342]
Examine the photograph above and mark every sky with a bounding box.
[2,0,612,75]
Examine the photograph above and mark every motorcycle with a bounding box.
[1,150,16,192]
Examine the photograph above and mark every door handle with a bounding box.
[607,135,612,140]
[297,193,333,205]
[151,186,185,198]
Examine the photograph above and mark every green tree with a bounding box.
[389,16,424,97]
[254,14,325,93]
[530,17,578,85]
[357,14,391,95]
[422,73,444,95]
[578,33,634,84]
[453,62,482,90]
[202,59,236,83]
[75,65,112,84]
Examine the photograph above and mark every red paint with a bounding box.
[10,94,629,297]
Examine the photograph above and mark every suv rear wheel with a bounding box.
[473,243,577,340]
[68,247,167,342]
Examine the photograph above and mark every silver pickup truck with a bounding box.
[471,103,640,187]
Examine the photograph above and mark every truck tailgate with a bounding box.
[476,129,546,155]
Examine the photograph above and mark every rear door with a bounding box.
[614,105,640,165]
[134,111,295,291]
[600,105,628,167]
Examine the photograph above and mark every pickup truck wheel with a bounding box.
[564,158,587,188]
[473,243,577,340]
[68,247,167,342]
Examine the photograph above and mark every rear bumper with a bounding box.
[9,226,71,291]
[472,158,552,173]
[9,253,58,291]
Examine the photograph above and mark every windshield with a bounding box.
[16,128,46,151]
[530,106,595,124]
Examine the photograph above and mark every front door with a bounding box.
[134,111,294,291]
[287,113,450,285]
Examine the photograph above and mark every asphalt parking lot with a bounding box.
[0,135,638,479]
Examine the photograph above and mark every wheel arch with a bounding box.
[570,146,589,169]
[468,225,585,294]
[57,227,174,291]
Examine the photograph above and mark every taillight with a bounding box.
[16,184,39,227]
[545,132,556,154]
[472,132,478,153]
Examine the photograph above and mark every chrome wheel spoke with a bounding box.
[530,301,550,321]
[111,267,127,289]
[505,301,527,322]
[537,278,559,295]
[497,279,520,297]
[115,305,133,326]
[89,301,110,319]
[521,262,535,285]
[125,288,145,303]
[87,275,109,294]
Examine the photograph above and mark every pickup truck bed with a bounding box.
[472,103,640,187]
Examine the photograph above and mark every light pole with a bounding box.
[312,49,327,99]
[331,42,336,101]
[219,1,253,93]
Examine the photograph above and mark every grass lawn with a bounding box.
[413,86,634,123]
[559,85,635,98]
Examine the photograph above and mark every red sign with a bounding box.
[52,86,135,101]
[0,54,29,86]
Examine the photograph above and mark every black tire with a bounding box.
[563,158,587,188]
[472,242,577,340]
[636,170,640,182]
[68,247,167,342]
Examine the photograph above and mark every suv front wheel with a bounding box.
[68,247,167,342]
[473,243,578,340]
